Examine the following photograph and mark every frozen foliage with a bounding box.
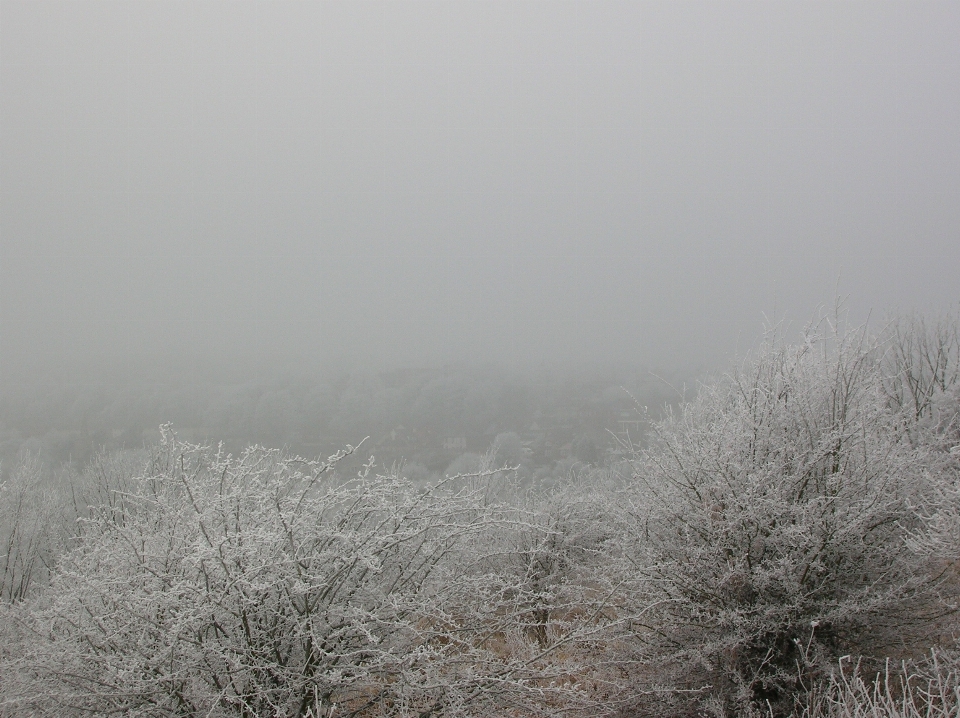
[802,652,960,718]
[3,311,960,717]
[1,428,621,717]
[0,454,58,603]
[881,311,960,429]
[615,319,953,716]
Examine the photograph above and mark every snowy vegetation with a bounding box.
[2,311,959,717]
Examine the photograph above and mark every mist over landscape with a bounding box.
[3,2,960,717]
[4,0,959,381]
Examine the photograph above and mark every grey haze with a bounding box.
[2,0,959,381]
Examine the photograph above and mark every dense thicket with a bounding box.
[0,431,625,717]
[2,312,959,717]
[613,318,956,716]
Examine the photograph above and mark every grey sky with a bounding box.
[2,1,959,379]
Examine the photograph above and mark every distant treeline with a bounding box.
[0,362,685,480]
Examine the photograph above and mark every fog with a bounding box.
[3,0,960,383]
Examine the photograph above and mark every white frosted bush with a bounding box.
[3,428,622,717]
[619,321,948,715]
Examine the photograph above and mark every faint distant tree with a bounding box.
[332,372,388,437]
[882,309,960,427]
[573,436,599,465]
[412,375,466,433]
[0,454,58,603]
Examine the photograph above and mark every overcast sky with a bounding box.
[2,0,959,380]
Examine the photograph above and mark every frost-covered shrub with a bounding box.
[882,312,960,610]
[3,428,622,717]
[619,322,946,716]
[881,310,960,429]
[0,454,61,603]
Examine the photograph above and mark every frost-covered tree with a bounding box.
[617,320,950,716]
[885,312,960,584]
[881,309,960,427]
[0,454,58,603]
[2,427,623,717]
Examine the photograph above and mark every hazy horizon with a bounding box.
[3,1,959,383]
